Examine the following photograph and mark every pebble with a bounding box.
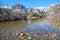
[15,32,18,35]
[28,36,32,40]
[51,33,56,38]
[20,33,24,36]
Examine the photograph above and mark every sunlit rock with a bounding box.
[28,37,32,40]
[20,33,24,36]
[51,33,56,39]
[15,32,19,36]
[19,33,32,40]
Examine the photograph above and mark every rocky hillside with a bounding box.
[0,3,27,21]
[0,3,46,21]
[47,3,60,28]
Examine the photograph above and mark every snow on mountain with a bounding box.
[0,6,11,9]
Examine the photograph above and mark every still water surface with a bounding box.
[0,19,60,40]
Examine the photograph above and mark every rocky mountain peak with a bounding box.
[12,3,25,9]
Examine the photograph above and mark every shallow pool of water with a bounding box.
[0,19,60,40]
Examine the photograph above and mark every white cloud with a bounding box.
[34,7,49,9]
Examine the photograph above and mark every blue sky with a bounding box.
[1,0,60,8]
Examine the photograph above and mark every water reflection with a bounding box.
[0,20,25,30]
[0,19,60,40]
[48,18,60,30]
